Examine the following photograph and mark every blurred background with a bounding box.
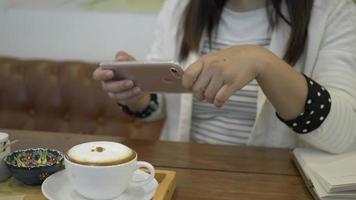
[0,0,164,61]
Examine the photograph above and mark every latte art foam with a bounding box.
[67,141,135,166]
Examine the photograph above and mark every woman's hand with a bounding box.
[182,45,267,107]
[93,51,150,112]
[183,44,308,120]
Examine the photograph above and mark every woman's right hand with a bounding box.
[93,51,150,112]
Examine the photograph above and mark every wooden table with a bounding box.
[2,129,312,200]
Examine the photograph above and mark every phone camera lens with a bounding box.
[170,67,182,79]
[170,68,178,74]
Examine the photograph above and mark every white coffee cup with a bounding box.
[0,132,11,181]
[64,141,155,200]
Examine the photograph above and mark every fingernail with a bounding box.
[117,55,125,60]
[125,81,133,87]
[108,93,115,98]
[134,87,141,93]
[106,71,113,78]
[214,102,223,108]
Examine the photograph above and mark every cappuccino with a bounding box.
[67,141,135,166]
[65,141,155,199]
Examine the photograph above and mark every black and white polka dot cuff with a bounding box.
[276,75,331,134]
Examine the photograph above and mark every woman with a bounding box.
[93,0,356,153]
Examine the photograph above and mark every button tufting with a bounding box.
[29,109,36,116]
[97,117,104,125]
[64,113,71,121]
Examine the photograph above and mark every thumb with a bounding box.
[115,51,135,61]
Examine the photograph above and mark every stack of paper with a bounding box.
[293,148,356,200]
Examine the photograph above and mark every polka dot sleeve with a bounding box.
[276,75,331,134]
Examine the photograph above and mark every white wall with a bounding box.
[0,6,158,62]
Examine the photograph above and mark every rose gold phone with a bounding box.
[99,61,190,93]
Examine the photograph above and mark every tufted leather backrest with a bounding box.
[0,57,163,140]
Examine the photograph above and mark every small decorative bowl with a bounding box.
[4,148,64,185]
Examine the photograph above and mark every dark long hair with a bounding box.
[179,0,314,66]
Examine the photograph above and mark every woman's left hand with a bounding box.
[182,45,270,107]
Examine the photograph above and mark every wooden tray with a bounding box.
[0,169,176,200]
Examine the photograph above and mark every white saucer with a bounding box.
[42,170,158,200]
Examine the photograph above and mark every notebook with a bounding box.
[293,148,356,200]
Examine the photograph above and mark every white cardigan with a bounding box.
[144,0,356,153]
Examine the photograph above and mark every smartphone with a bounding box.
[99,61,190,93]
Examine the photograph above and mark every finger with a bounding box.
[214,84,242,107]
[108,87,142,101]
[102,80,134,93]
[192,69,211,101]
[108,92,141,104]
[182,59,204,90]
[108,92,116,99]
[93,67,114,81]
[115,87,142,100]
[115,51,135,61]
[123,93,145,104]
[204,76,224,104]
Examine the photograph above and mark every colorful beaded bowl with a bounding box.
[4,148,64,185]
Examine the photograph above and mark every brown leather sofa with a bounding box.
[0,57,163,140]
